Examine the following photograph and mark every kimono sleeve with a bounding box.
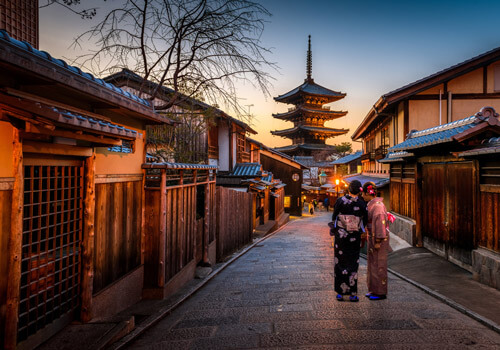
[372,204,388,239]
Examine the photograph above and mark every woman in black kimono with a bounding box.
[331,180,367,302]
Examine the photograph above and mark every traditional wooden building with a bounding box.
[352,45,500,187]
[331,151,362,176]
[271,36,348,157]
[105,69,257,168]
[381,106,500,290]
[0,29,178,349]
[248,138,307,216]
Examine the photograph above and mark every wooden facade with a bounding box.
[0,29,177,348]
[384,107,500,282]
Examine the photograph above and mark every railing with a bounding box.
[361,152,374,161]
[375,146,388,160]
[238,151,251,163]
[208,145,218,159]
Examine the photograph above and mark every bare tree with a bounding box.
[73,0,275,117]
[39,0,99,19]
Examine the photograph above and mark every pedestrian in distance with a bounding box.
[361,182,394,301]
[324,196,329,212]
[313,198,318,210]
[308,201,314,215]
[330,180,367,302]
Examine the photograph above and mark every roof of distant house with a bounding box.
[331,151,362,165]
[105,68,257,134]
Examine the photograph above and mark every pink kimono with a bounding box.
[366,197,390,296]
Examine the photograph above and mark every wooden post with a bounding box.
[4,128,23,350]
[203,182,210,265]
[81,152,96,323]
[141,170,146,265]
[158,169,167,287]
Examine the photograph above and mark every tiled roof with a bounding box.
[343,174,390,188]
[275,80,346,102]
[0,30,151,108]
[229,163,262,177]
[274,143,337,153]
[331,151,362,165]
[389,115,478,152]
[378,151,415,163]
[272,106,347,120]
[272,125,348,137]
[142,163,217,170]
[459,136,500,157]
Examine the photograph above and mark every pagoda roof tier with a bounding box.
[274,80,346,105]
[271,125,348,138]
[274,143,338,153]
[272,106,347,121]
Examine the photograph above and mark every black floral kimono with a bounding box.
[331,194,367,296]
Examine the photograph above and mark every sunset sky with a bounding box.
[39,0,500,151]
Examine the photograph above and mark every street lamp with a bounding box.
[319,170,327,185]
[335,178,340,196]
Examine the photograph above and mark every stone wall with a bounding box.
[472,248,500,291]
[389,212,417,246]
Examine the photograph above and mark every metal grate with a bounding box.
[18,163,83,342]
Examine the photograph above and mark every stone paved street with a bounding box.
[127,211,500,349]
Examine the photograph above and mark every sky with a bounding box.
[39,0,500,151]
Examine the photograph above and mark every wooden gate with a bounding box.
[422,162,475,256]
[18,159,83,342]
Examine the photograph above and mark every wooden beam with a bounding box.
[81,152,96,323]
[483,66,488,94]
[23,141,93,157]
[203,182,211,265]
[5,88,114,122]
[158,169,167,287]
[403,100,409,139]
[25,124,123,146]
[4,128,23,350]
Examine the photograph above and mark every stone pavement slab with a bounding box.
[126,211,500,349]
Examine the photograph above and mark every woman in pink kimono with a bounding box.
[362,182,392,300]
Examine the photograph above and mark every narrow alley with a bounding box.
[127,212,500,349]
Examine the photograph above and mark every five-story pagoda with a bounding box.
[272,36,348,157]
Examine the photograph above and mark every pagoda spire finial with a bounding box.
[306,35,312,82]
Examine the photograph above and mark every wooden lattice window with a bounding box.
[18,160,83,342]
[480,160,500,185]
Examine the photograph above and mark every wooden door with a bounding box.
[18,158,83,342]
[422,162,475,250]
[447,163,474,250]
[422,163,447,243]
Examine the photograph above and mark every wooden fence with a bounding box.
[216,187,254,261]
[93,180,142,294]
[142,164,216,291]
